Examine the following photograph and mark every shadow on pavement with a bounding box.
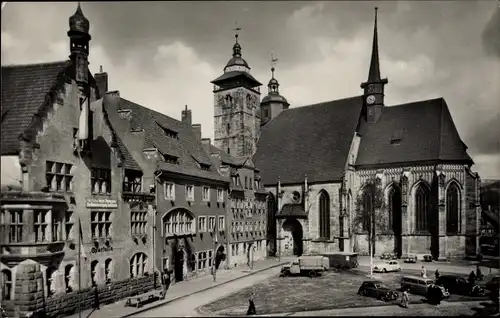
[471,301,499,316]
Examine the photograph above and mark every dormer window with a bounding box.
[162,154,179,164]
[390,129,404,145]
[123,170,142,193]
[156,121,178,139]
[200,163,210,171]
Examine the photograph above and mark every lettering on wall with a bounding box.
[86,198,118,209]
[90,246,114,254]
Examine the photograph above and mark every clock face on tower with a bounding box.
[367,84,375,93]
[366,95,376,105]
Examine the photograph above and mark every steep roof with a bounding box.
[104,95,226,182]
[114,134,141,171]
[1,61,70,155]
[211,71,262,87]
[356,98,473,166]
[254,96,364,185]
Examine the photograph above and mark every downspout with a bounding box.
[153,170,164,283]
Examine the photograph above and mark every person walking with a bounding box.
[247,292,257,315]
[476,264,483,281]
[435,268,440,280]
[469,270,476,289]
[421,265,427,278]
[93,284,100,310]
[400,288,409,308]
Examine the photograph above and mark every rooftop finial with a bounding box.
[185,105,188,111]
[99,65,103,73]
[270,52,279,78]
[233,21,241,44]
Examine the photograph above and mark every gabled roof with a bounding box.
[114,135,141,171]
[104,95,226,182]
[254,96,364,185]
[1,61,70,155]
[356,97,473,166]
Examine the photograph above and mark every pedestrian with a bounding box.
[247,292,257,315]
[435,268,440,280]
[469,270,476,288]
[400,288,409,308]
[93,284,100,310]
[476,264,483,281]
[421,265,427,278]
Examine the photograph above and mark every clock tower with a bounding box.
[360,7,388,124]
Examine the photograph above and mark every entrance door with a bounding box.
[282,218,303,256]
[174,249,184,282]
[389,186,403,258]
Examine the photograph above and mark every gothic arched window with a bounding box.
[2,269,12,300]
[130,252,148,278]
[105,258,113,283]
[415,184,430,232]
[446,183,460,234]
[163,209,195,236]
[319,191,330,239]
[91,260,98,286]
[64,264,74,292]
[362,187,373,232]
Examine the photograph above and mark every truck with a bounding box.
[280,255,329,278]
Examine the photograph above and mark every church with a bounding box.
[213,8,482,260]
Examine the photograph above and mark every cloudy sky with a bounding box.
[2,1,499,178]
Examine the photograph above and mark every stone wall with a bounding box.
[1,273,155,318]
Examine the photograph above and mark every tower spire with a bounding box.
[231,22,242,57]
[367,7,381,83]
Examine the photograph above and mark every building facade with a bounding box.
[255,8,481,260]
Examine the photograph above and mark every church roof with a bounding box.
[262,93,288,105]
[356,97,473,167]
[1,60,70,155]
[104,96,227,182]
[254,96,364,185]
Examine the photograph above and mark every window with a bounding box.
[91,260,98,286]
[446,182,460,234]
[8,210,23,243]
[64,264,74,293]
[2,269,12,300]
[226,123,230,132]
[208,250,213,267]
[218,216,225,231]
[158,123,178,139]
[91,211,112,238]
[105,258,112,283]
[46,161,73,192]
[162,153,179,164]
[415,184,430,232]
[388,186,402,233]
[164,182,175,200]
[162,257,169,272]
[163,209,194,236]
[319,191,330,239]
[91,168,111,194]
[197,251,208,270]
[198,216,207,232]
[231,221,235,233]
[262,107,269,118]
[255,179,260,189]
[131,210,148,235]
[362,187,373,232]
[123,170,142,193]
[217,189,224,202]
[185,185,194,201]
[231,244,236,256]
[65,211,74,241]
[34,210,48,242]
[250,178,253,189]
[245,177,248,189]
[208,216,216,232]
[130,253,148,278]
[52,213,60,241]
[202,186,210,201]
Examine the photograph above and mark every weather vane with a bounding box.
[232,21,242,42]
[270,51,279,69]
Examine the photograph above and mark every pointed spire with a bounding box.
[367,7,381,83]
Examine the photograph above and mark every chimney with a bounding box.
[201,138,211,152]
[192,124,201,141]
[181,105,192,126]
[95,65,108,99]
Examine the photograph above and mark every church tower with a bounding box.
[360,7,388,124]
[211,29,262,157]
[260,59,289,127]
[68,2,91,87]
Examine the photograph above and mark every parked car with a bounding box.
[280,256,328,278]
[435,275,485,296]
[358,280,399,301]
[401,275,435,295]
[485,276,500,293]
[373,260,401,273]
[423,254,433,262]
[403,254,418,263]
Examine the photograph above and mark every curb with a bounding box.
[120,262,287,318]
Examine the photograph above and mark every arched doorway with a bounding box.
[388,185,402,257]
[246,242,254,266]
[282,218,303,256]
[215,245,226,270]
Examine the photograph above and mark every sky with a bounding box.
[1,1,500,178]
